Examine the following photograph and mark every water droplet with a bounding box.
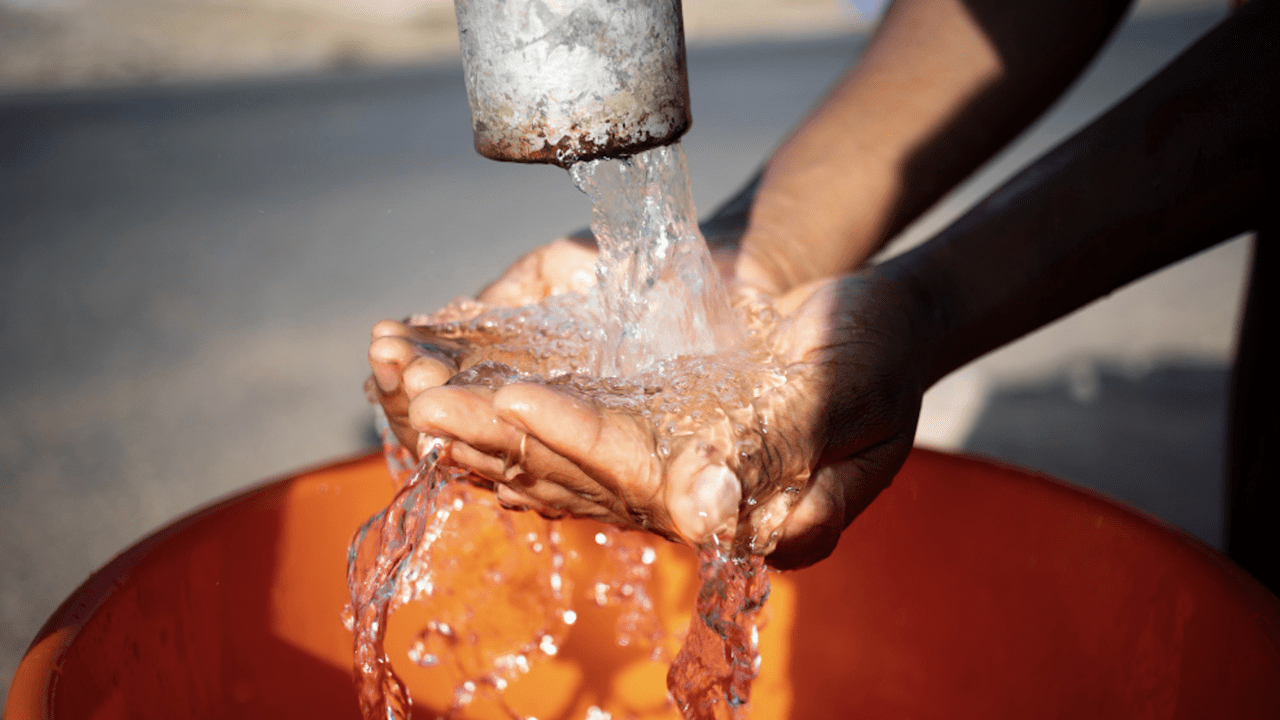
[539,635,559,656]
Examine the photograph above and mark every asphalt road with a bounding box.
[0,2,1241,700]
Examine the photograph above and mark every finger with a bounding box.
[493,383,662,505]
[663,443,740,544]
[448,440,509,484]
[766,439,905,570]
[765,462,847,570]
[457,421,638,525]
[517,438,638,524]
[372,318,409,340]
[409,386,520,451]
[369,329,426,449]
[535,236,599,294]
[403,355,456,397]
[477,237,600,306]
[495,484,556,516]
[494,383,674,531]
[416,385,639,524]
[369,334,419,394]
[494,468,619,523]
[509,478,622,523]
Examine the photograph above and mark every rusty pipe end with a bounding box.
[472,103,691,168]
[456,0,692,167]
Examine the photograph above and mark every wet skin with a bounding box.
[370,0,1278,569]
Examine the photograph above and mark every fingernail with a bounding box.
[373,363,399,394]
[668,464,741,543]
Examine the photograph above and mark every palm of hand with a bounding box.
[370,239,926,569]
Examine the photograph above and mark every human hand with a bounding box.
[367,224,773,457]
[368,233,600,452]
[404,271,934,569]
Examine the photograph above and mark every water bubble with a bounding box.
[407,643,439,668]
[539,635,559,656]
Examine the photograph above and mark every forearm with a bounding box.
[717,0,1132,294]
[882,0,1279,386]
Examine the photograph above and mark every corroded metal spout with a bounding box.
[453,0,692,167]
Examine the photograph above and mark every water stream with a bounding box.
[347,144,807,720]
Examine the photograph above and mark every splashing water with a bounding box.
[669,549,771,720]
[345,439,448,720]
[569,141,741,376]
[347,144,810,719]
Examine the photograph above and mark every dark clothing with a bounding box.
[1228,228,1280,595]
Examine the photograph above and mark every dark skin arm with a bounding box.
[714,0,1134,292]
[375,0,1237,567]
[889,0,1278,386]
[455,0,1277,568]
[746,0,1278,566]
[748,0,1279,565]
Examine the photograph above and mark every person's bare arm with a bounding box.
[395,0,1278,569]
[884,0,1279,386]
[373,0,1137,443]
[710,0,1134,294]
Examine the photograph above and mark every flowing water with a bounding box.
[347,144,812,720]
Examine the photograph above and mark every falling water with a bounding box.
[347,144,809,720]
[568,141,741,376]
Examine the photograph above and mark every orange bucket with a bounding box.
[7,448,1280,719]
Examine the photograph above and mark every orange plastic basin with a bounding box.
[7,448,1280,719]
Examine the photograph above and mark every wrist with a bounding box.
[871,257,950,388]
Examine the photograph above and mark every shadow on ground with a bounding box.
[962,361,1229,550]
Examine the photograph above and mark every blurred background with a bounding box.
[0,0,1244,703]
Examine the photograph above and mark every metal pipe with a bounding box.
[453,0,692,167]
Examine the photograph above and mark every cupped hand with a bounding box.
[368,234,600,452]
[368,224,771,461]
[400,270,935,569]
